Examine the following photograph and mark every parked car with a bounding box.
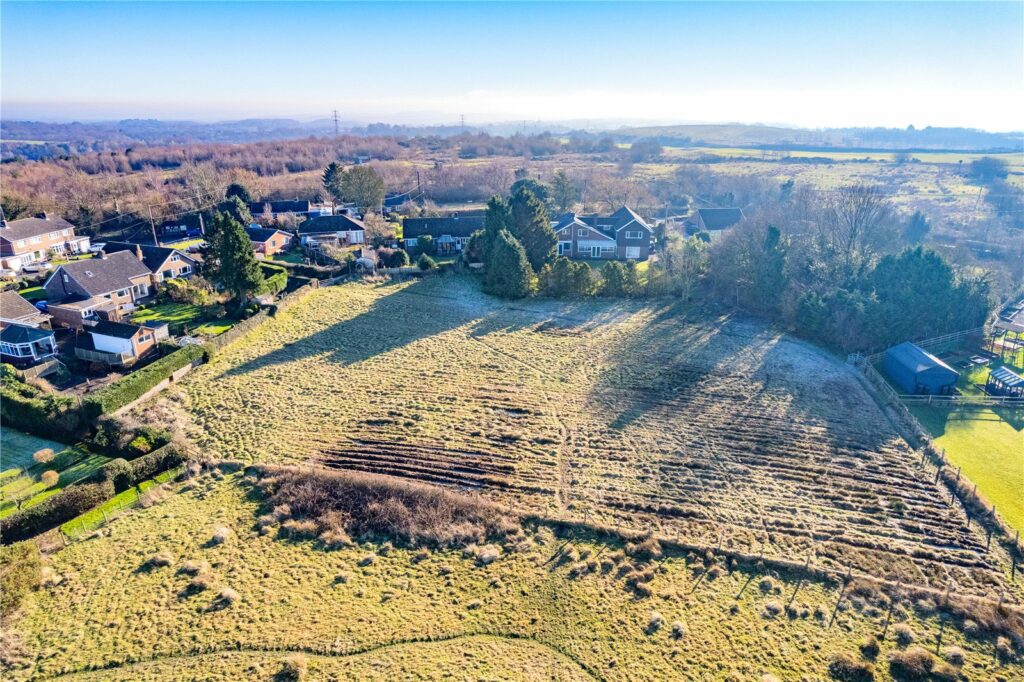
[89,242,107,254]
[22,263,53,274]
[186,241,208,253]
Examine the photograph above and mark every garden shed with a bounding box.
[883,342,959,395]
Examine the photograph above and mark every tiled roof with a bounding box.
[49,251,151,298]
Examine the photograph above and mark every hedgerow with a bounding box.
[82,344,206,418]
[0,480,114,543]
[0,364,82,442]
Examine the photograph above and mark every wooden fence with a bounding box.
[14,357,63,380]
[862,326,986,364]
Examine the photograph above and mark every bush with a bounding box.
[671,621,686,639]
[888,646,935,680]
[0,365,82,442]
[210,526,231,545]
[893,623,916,647]
[646,610,663,633]
[83,345,206,417]
[258,263,288,296]
[828,651,875,681]
[0,542,42,615]
[32,448,55,465]
[252,464,514,547]
[417,253,437,271]
[0,480,114,543]
[859,636,880,659]
[147,552,174,568]
[278,653,308,681]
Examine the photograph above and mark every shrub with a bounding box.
[893,623,916,647]
[278,653,308,681]
[281,518,319,539]
[178,560,208,576]
[474,544,500,566]
[647,610,663,633]
[828,651,875,681]
[32,448,55,465]
[859,636,880,659]
[82,344,205,417]
[252,465,514,547]
[671,621,686,639]
[763,601,784,618]
[40,470,59,487]
[0,542,42,616]
[210,526,231,545]
[1,365,81,441]
[941,646,964,665]
[214,587,239,607]
[0,480,114,543]
[996,636,1016,662]
[147,552,174,568]
[888,646,935,680]
[628,535,662,562]
[187,573,214,593]
[759,577,778,593]
[417,253,437,271]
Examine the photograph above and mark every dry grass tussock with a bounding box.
[251,465,518,547]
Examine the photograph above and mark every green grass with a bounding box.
[162,238,205,250]
[910,403,1024,533]
[130,302,236,336]
[268,250,307,265]
[0,430,111,519]
[16,286,47,302]
[0,427,65,473]
[51,253,94,266]
[61,468,178,536]
[8,472,1010,682]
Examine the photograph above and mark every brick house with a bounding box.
[101,242,197,283]
[245,226,293,256]
[297,214,366,249]
[76,319,157,366]
[402,215,485,255]
[0,213,90,272]
[44,251,153,328]
[553,207,653,261]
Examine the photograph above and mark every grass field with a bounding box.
[16,287,47,302]
[7,471,1012,682]
[171,275,1020,599]
[910,404,1024,535]
[0,428,109,519]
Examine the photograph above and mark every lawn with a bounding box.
[267,250,307,265]
[16,286,47,302]
[130,302,236,336]
[910,403,1024,534]
[162,238,205,250]
[0,428,110,519]
[167,276,1017,598]
[7,471,1009,682]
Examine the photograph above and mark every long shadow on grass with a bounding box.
[222,277,493,377]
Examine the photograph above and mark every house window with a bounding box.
[62,229,70,236]
[117,289,129,297]
[180,265,191,275]
[138,334,151,343]
[625,246,641,259]
[624,230,644,240]
[577,228,588,237]
[16,240,25,247]
[171,254,180,261]
[29,236,41,244]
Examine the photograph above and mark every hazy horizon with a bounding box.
[2,1,1023,132]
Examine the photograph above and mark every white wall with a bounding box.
[91,333,134,355]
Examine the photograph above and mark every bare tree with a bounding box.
[819,184,897,281]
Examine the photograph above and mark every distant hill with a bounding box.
[611,123,1024,152]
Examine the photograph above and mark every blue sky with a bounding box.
[2,1,1022,130]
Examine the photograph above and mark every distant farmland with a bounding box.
[176,276,1022,600]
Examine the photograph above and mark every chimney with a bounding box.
[99,250,107,260]
[136,245,144,260]
[35,211,49,220]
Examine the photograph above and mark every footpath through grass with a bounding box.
[8,473,1010,682]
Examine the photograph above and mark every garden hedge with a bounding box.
[0,480,114,544]
[0,443,187,544]
[0,364,83,442]
[258,263,289,296]
[82,344,206,418]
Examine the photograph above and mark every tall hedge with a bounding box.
[82,344,205,418]
[0,364,82,442]
[0,480,114,543]
[258,263,289,296]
